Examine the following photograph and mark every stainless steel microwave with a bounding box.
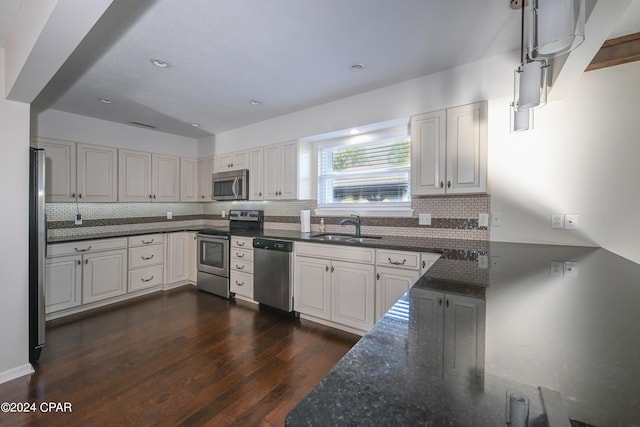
[212,169,249,200]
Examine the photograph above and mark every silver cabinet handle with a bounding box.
[141,254,154,260]
[141,239,154,244]
[236,241,245,247]
[141,276,154,282]
[388,258,406,266]
[236,264,245,270]
[235,280,245,286]
[74,246,92,252]
[236,252,245,258]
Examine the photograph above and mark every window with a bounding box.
[315,123,412,216]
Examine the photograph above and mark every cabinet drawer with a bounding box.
[231,259,253,274]
[231,247,253,262]
[230,270,253,299]
[295,242,375,264]
[128,234,164,247]
[231,236,253,249]
[129,244,164,269]
[128,265,164,292]
[376,249,420,270]
[48,237,128,258]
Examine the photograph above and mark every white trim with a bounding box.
[0,364,34,385]
[314,205,413,218]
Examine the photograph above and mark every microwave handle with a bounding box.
[232,177,239,199]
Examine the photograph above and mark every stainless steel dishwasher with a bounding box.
[253,238,294,312]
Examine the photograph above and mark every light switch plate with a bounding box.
[167,211,173,220]
[491,213,503,226]
[418,213,432,225]
[478,213,489,228]
[564,214,579,230]
[478,255,488,269]
[564,262,578,277]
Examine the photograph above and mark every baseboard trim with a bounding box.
[0,363,34,385]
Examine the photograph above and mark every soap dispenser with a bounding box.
[319,218,326,233]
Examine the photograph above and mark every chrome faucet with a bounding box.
[339,214,362,236]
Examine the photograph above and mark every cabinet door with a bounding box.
[280,142,298,199]
[263,144,282,199]
[294,256,331,320]
[197,158,211,201]
[408,288,444,374]
[118,149,152,202]
[445,101,487,194]
[216,151,248,171]
[375,266,420,320]
[248,147,264,200]
[180,157,198,202]
[420,253,441,275]
[152,154,180,202]
[443,293,486,381]
[411,110,446,195]
[37,138,77,202]
[76,143,118,202]
[166,232,190,283]
[45,255,82,313]
[230,270,253,299]
[331,260,375,331]
[82,249,127,304]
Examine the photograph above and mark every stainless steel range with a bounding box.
[196,210,263,298]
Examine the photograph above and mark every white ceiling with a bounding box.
[2,0,640,139]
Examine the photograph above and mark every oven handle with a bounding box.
[197,234,229,240]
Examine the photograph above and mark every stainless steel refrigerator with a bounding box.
[29,147,46,364]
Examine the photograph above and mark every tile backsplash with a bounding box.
[48,194,490,241]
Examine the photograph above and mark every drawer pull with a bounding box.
[74,246,92,253]
[236,252,245,258]
[141,254,154,260]
[141,276,154,282]
[236,241,246,247]
[388,258,407,266]
[235,280,245,286]
[141,239,155,244]
[236,264,245,270]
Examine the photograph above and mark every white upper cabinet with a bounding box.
[248,147,264,200]
[36,138,117,202]
[264,141,298,200]
[411,101,487,195]
[197,157,212,201]
[180,157,198,202]
[152,153,180,202]
[119,150,179,202]
[215,150,248,172]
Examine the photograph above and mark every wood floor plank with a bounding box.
[0,287,359,426]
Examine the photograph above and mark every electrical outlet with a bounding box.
[478,213,489,228]
[478,255,488,269]
[418,213,432,225]
[550,261,563,276]
[564,262,578,277]
[551,214,564,229]
[221,210,226,218]
[74,213,82,225]
[491,213,502,226]
[565,214,579,230]
[167,211,173,220]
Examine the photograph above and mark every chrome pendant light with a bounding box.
[529,0,585,58]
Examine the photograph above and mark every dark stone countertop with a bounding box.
[286,242,640,426]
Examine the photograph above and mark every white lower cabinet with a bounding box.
[128,234,164,292]
[166,232,194,284]
[230,236,254,300]
[294,243,375,333]
[45,238,128,315]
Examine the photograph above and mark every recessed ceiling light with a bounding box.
[99,98,112,104]
[250,100,262,106]
[151,58,169,68]
[191,123,200,127]
[351,64,365,72]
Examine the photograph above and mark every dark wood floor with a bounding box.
[0,287,360,426]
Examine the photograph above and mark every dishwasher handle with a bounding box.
[253,238,293,252]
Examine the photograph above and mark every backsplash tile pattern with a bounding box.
[47,194,490,241]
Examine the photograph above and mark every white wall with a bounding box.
[0,48,33,381]
[33,108,199,157]
[489,61,640,264]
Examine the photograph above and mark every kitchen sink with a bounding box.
[309,233,382,243]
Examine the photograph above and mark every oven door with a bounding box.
[197,234,229,277]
